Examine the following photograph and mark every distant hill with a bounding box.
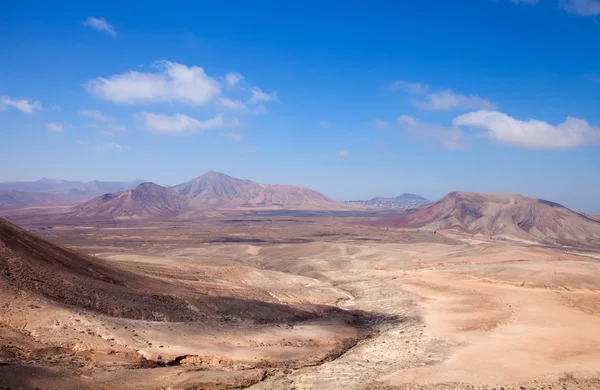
[65,182,191,220]
[171,171,356,210]
[0,178,145,195]
[346,193,431,209]
[373,191,600,248]
[0,190,92,209]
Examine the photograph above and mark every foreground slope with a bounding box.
[377,191,600,247]
[0,217,342,322]
[66,182,191,220]
[172,171,355,209]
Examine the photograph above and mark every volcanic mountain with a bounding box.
[171,171,354,210]
[377,191,600,247]
[66,182,191,220]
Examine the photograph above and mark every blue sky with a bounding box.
[1,0,599,211]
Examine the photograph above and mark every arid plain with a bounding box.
[3,206,600,390]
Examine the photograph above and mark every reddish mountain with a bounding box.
[376,191,600,247]
[171,171,357,210]
[66,182,191,220]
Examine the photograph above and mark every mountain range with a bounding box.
[13,171,361,221]
[0,178,145,195]
[346,193,431,209]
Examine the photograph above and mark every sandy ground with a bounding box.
[2,215,600,389]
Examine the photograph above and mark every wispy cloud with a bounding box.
[225,72,244,87]
[560,0,600,15]
[79,109,126,134]
[398,115,469,150]
[338,149,349,157]
[411,90,497,111]
[51,105,62,112]
[319,121,330,128]
[79,109,107,121]
[249,87,278,103]
[46,122,66,133]
[217,97,247,110]
[95,142,124,152]
[371,119,390,128]
[511,0,540,4]
[224,132,243,142]
[0,95,42,114]
[82,17,116,37]
[136,112,224,134]
[586,73,600,83]
[508,0,600,15]
[390,80,429,94]
[453,110,599,149]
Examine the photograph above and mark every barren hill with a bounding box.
[66,182,191,220]
[172,171,355,210]
[376,191,600,247]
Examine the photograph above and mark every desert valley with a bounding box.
[1,172,600,390]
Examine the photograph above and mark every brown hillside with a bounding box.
[375,191,600,247]
[66,182,191,220]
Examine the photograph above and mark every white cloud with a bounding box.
[230,117,241,127]
[85,61,221,106]
[96,142,124,152]
[339,149,349,157]
[217,97,247,110]
[398,115,469,150]
[225,72,244,87]
[101,131,115,137]
[51,105,62,112]
[371,119,390,128]
[249,87,278,103]
[224,132,242,142]
[390,80,429,94]
[0,95,42,114]
[79,109,107,121]
[82,17,116,37]
[77,140,89,145]
[319,121,330,128]
[560,0,600,15]
[46,122,65,133]
[453,110,599,149]
[412,89,497,111]
[136,112,224,134]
